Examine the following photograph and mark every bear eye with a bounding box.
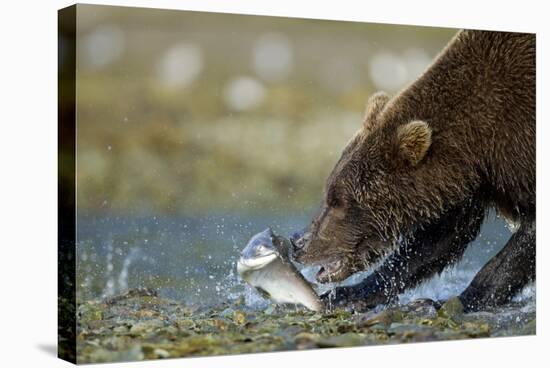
[326,192,338,207]
[327,197,338,208]
[326,191,341,208]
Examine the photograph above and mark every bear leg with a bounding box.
[459,221,535,311]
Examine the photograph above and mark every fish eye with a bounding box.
[256,244,270,254]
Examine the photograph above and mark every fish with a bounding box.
[236,228,323,312]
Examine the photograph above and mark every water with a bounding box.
[76,211,534,308]
[76,211,310,304]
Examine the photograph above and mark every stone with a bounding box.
[129,319,165,334]
[438,297,464,320]
[359,308,404,327]
[154,348,170,358]
[316,333,364,348]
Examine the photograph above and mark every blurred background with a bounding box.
[74,6,455,215]
[69,5,513,306]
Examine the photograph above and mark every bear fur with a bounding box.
[293,30,535,311]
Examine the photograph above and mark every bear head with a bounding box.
[293,92,434,283]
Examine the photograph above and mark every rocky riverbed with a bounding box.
[75,288,535,363]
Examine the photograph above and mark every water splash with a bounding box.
[118,247,141,292]
[101,241,141,298]
[102,239,115,298]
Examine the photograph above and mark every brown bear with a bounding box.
[292,30,535,312]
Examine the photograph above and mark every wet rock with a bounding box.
[175,318,196,331]
[441,317,461,329]
[220,307,234,318]
[359,309,404,327]
[400,299,439,319]
[78,302,104,321]
[368,323,389,332]
[233,295,246,306]
[294,332,319,349]
[316,333,364,348]
[388,323,434,336]
[135,309,158,318]
[522,319,536,335]
[162,325,179,335]
[153,348,170,359]
[129,319,165,335]
[181,305,201,316]
[104,288,158,305]
[438,297,464,320]
[208,319,229,332]
[434,330,465,340]
[461,321,490,337]
[466,311,495,319]
[307,314,323,322]
[294,332,318,342]
[87,346,144,363]
[264,305,277,315]
[232,310,247,325]
[279,325,304,337]
[417,306,438,319]
[406,298,441,309]
[113,325,129,334]
[101,336,129,350]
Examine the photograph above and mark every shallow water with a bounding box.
[76,211,534,310]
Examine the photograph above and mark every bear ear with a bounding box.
[363,91,390,134]
[396,120,432,166]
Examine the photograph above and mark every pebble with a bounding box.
[130,320,165,334]
[154,348,170,358]
[438,297,464,320]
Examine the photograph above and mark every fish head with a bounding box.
[237,228,279,272]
